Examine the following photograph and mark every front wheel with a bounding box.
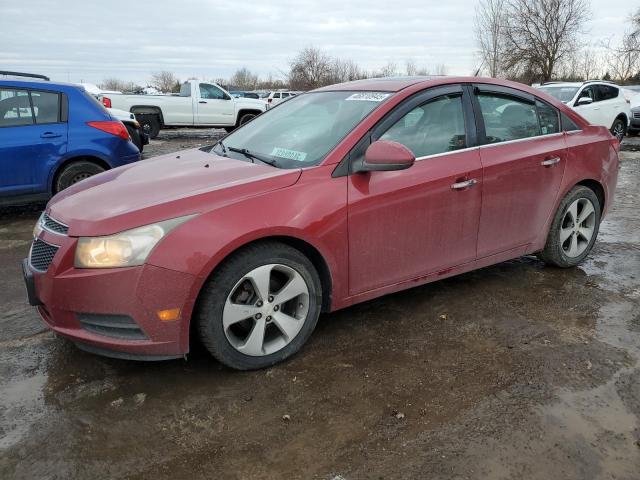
[610,118,626,142]
[196,242,322,370]
[538,186,601,268]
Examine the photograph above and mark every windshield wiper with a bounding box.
[216,139,228,156]
[227,147,278,167]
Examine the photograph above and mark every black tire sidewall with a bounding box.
[138,114,160,138]
[540,186,601,267]
[196,243,322,370]
[125,125,143,151]
[239,113,256,126]
[55,161,105,193]
[611,118,626,140]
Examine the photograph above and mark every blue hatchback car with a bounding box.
[0,72,141,205]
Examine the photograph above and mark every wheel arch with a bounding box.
[576,179,605,214]
[130,106,165,126]
[50,155,111,194]
[236,108,263,126]
[196,235,334,313]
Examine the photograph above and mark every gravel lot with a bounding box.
[1,132,639,479]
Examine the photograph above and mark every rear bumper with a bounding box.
[26,231,198,360]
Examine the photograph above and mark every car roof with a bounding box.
[0,77,85,93]
[314,76,553,96]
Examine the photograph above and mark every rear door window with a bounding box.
[0,89,33,126]
[597,85,619,101]
[477,93,540,143]
[380,94,467,157]
[30,91,61,123]
[535,100,560,135]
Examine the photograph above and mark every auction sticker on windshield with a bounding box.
[345,92,390,102]
[271,147,307,162]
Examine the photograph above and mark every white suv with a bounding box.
[537,81,631,141]
[266,91,298,108]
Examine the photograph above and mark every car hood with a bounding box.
[48,148,301,237]
[235,97,267,109]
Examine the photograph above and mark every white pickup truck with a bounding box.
[98,80,268,138]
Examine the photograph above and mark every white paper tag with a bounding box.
[270,147,307,162]
[345,92,390,102]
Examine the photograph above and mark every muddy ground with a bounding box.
[1,132,639,479]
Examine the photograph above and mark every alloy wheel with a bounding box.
[612,121,625,141]
[223,264,310,356]
[560,198,596,258]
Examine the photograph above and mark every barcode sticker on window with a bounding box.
[345,93,390,102]
[271,147,307,162]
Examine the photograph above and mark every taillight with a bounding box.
[102,97,112,108]
[268,98,272,103]
[87,121,130,140]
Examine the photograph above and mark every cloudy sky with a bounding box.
[1,0,637,85]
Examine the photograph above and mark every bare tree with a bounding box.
[288,47,333,90]
[99,78,139,92]
[606,34,640,82]
[229,67,259,90]
[434,64,448,76]
[150,71,180,93]
[502,0,590,83]
[474,0,505,77]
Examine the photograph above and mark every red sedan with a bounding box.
[23,77,620,369]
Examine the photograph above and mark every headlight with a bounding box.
[33,213,44,238]
[74,215,194,268]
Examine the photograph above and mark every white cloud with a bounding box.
[0,0,636,85]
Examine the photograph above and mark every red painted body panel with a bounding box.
[347,148,482,294]
[28,76,620,359]
[476,133,567,257]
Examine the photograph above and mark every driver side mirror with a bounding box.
[354,140,415,173]
[576,96,593,106]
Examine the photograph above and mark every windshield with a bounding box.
[212,91,390,168]
[537,86,579,103]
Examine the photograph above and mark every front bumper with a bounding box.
[630,115,640,130]
[24,229,198,360]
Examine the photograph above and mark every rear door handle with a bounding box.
[198,101,207,104]
[40,132,61,138]
[541,157,560,167]
[451,179,477,190]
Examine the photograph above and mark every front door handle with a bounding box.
[541,157,561,167]
[40,132,61,138]
[199,101,207,104]
[451,179,477,190]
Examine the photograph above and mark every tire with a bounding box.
[610,117,626,142]
[538,186,601,268]
[55,161,105,193]
[224,126,235,133]
[238,112,257,126]
[196,241,322,370]
[137,113,161,139]
[125,125,143,152]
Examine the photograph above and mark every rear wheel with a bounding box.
[610,118,626,142]
[55,161,105,193]
[538,186,601,268]
[136,113,161,139]
[125,125,143,152]
[196,242,322,370]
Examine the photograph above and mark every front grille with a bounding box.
[77,314,148,340]
[42,213,68,235]
[634,112,640,119]
[30,239,59,272]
